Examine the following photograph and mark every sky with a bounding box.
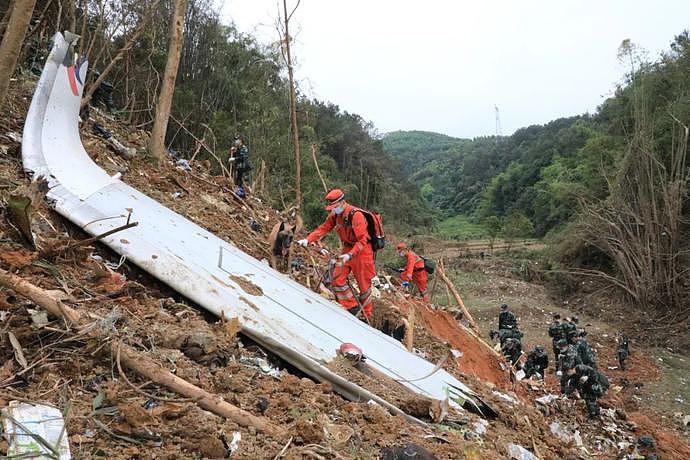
[219,0,690,139]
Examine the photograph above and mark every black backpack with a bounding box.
[421,257,436,274]
[344,208,385,251]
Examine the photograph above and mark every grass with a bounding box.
[435,215,487,240]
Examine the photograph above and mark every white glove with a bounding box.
[297,239,309,247]
[556,371,563,377]
[227,157,236,162]
[339,253,352,263]
[579,375,589,383]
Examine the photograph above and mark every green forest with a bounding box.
[1,0,688,313]
[384,33,690,240]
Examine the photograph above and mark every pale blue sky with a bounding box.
[220,0,690,138]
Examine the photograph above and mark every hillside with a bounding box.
[2,72,690,459]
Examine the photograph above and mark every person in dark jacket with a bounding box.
[523,345,549,379]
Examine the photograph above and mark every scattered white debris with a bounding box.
[228,431,241,456]
[239,356,281,379]
[492,390,518,405]
[683,414,690,427]
[535,394,559,406]
[473,419,489,436]
[507,443,540,460]
[2,401,72,459]
[451,349,463,359]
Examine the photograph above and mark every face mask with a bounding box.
[399,252,405,257]
[332,204,345,215]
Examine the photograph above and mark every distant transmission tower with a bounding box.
[494,105,502,136]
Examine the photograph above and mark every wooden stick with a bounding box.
[310,144,328,192]
[41,221,139,258]
[436,262,479,332]
[0,267,283,436]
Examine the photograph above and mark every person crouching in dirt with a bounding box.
[297,189,376,319]
[502,336,523,366]
[617,334,630,370]
[563,363,609,419]
[557,338,582,394]
[523,345,549,379]
[396,242,429,301]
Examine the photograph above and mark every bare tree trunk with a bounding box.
[0,0,17,37]
[282,0,301,213]
[0,0,37,110]
[437,261,479,332]
[310,143,327,192]
[149,0,187,163]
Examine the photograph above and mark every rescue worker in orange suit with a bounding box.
[397,243,429,301]
[296,189,376,318]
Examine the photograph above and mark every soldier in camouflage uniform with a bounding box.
[576,330,597,368]
[523,345,549,379]
[498,303,518,331]
[563,363,609,419]
[617,334,630,370]
[502,336,523,366]
[563,316,579,344]
[548,313,565,360]
[556,338,582,394]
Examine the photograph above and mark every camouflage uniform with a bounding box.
[576,334,597,368]
[498,328,523,347]
[557,341,582,394]
[523,346,549,379]
[498,309,518,331]
[548,318,565,360]
[617,335,630,370]
[565,364,609,418]
[563,318,578,344]
[502,337,522,366]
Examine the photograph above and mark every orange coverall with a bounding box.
[401,250,428,301]
[307,204,376,317]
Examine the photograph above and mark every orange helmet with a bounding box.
[325,189,345,210]
[396,242,407,251]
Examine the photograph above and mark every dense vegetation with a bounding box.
[4,0,429,230]
[384,32,690,240]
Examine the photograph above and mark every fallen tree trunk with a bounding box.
[0,267,284,436]
[436,262,479,332]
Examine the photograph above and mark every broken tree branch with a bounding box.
[0,267,284,436]
[40,221,139,258]
[310,144,328,192]
[436,261,479,332]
